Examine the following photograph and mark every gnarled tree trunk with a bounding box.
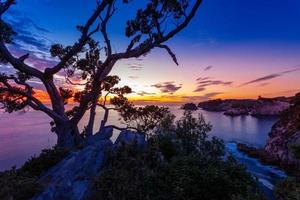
[55,123,82,148]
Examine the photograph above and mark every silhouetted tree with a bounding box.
[0,0,203,148]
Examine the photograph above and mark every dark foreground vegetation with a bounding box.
[91,112,265,200]
[0,148,68,200]
[1,112,267,200]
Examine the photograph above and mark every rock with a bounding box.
[199,97,291,116]
[114,130,146,149]
[181,103,198,111]
[86,126,113,145]
[251,100,289,116]
[32,138,113,200]
[224,108,249,116]
[264,101,300,172]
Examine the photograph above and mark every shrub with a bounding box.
[0,168,41,200]
[0,147,69,200]
[91,112,264,200]
[275,178,300,200]
[21,147,69,177]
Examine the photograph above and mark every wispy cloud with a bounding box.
[128,65,143,71]
[3,8,57,72]
[181,92,223,102]
[136,91,156,96]
[204,65,213,71]
[239,66,300,87]
[194,77,233,93]
[196,76,211,81]
[259,82,270,87]
[152,81,182,94]
[128,76,139,79]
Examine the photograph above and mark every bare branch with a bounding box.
[156,44,178,65]
[0,0,15,16]
[0,42,44,79]
[108,0,202,62]
[0,85,65,122]
[100,0,115,57]
[45,1,109,75]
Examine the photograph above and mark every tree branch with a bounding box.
[44,1,109,75]
[100,0,115,57]
[0,86,65,122]
[156,44,178,65]
[107,0,202,62]
[0,42,44,79]
[0,0,15,16]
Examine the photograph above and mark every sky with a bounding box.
[3,0,300,104]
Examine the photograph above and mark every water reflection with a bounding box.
[0,106,278,170]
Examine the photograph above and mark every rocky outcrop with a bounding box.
[181,103,198,111]
[264,95,300,171]
[224,107,249,116]
[32,128,145,200]
[115,130,146,149]
[33,138,113,200]
[198,97,290,116]
[198,99,231,111]
[251,100,290,116]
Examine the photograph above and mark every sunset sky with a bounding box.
[4,0,300,104]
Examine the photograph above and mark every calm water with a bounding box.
[0,106,277,170]
[0,106,285,199]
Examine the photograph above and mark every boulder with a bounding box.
[86,126,113,145]
[32,138,113,200]
[114,130,146,149]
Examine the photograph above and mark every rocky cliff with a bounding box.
[264,93,300,170]
[198,97,290,116]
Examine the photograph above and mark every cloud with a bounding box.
[259,82,270,87]
[128,65,143,71]
[136,91,156,96]
[240,66,300,87]
[194,87,206,92]
[181,92,223,102]
[3,9,57,72]
[128,76,139,79]
[196,76,211,81]
[204,65,213,71]
[194,77,233,93]
[152,81,182,94]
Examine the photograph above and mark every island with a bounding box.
[198,96,291,116]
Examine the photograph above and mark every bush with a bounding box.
[0,168,41,200]
[91,112,264,200]
[0,147,69,200]
[275,178,300,200]
[21,147,69,177]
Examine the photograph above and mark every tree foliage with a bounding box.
[0,0,203,147]
[91,112,264,200]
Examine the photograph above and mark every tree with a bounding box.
[0,0,203,148]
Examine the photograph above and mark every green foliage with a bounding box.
[21,147,69,177]
[0,19,15,44]
[125,0,189,38]
[0,168,41,200]
[91,112,264,200]
[114,103,171,133]
[0,147,68,200]
[275,178,300,200]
